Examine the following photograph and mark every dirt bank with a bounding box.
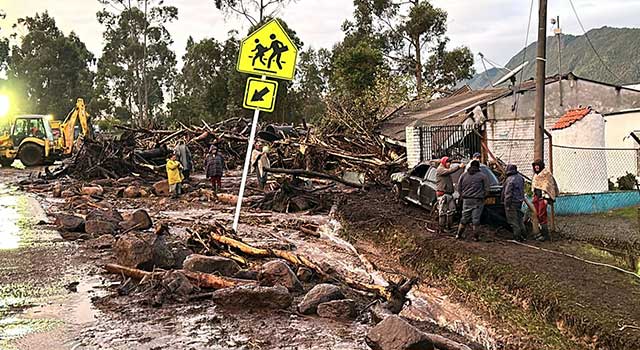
[340,188,640,350]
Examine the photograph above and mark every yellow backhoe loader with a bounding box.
[0,98,91,167]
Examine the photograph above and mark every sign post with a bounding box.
[232,19,298,232]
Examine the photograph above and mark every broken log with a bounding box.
[264,167,366,188]
[104,263,257,289]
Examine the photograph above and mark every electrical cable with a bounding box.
[567,0,624,84]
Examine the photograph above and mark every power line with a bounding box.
[567,0,624,84]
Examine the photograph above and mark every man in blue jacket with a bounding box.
[503,164,526,241]
[456,160,489,241]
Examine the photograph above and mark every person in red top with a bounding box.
[532,159,559,241]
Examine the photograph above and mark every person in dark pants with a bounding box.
[456,160,489,241]
[205,145,225,194]
[174,143,193,181]
[502,164,526,241]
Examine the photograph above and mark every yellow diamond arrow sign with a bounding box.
[243,78,278,112]
[236,19,298,81]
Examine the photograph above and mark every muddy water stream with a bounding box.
[0,183,102,349]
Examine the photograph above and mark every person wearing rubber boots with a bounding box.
[503,164,526,241]
[532,159,559,241]
[435,157,465,232]
[456,160,489,241]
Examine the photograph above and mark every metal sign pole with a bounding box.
[233,76,266,232]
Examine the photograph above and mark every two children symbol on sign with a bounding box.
[251,34,289,71]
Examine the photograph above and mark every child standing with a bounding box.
[166,152,184,198]
[205,145,225,194]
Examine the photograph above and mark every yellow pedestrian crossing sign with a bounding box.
[236,19,298,81]
[243,78,278,112]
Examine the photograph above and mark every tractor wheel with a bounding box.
[18,143,44,167]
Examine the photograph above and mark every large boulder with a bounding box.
[365,316,434,350]
[183,254,241,277]
[297,283,345,315]
[296,267,313,282]
[153,180,170,196]
[86,208,123,225]
[119,209,153,231]
[258,260,303,292]
[85,219,118,236]
[162,270,194,297]
[211,285,292,309]
[113,232,153,267]
[151,235,175,269]
[317,299,357,320]
[55,214,85,232]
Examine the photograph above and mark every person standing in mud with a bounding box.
[532,159,559,241]
[267,34,287,70]
[436,157,465,232]
[503,164,526,241]
[174,142,193,182]
[456,160,489,241]
[205,145,224,194]
[166,152,184,199]
[251,38,269,66]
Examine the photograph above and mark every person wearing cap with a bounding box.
[166,152,184,198]
[436,156,465,232]
[472,152,481,162]
[205,145,225,194]
[503,164,526,241]
[456,160,489,241]
[532,159,559,241]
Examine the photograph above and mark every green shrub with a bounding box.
[617,172,638,191]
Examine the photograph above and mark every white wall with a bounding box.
[406,126,421,168]
[604,111,640,180]
[552,113,608,193]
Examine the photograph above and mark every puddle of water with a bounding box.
[0,195,23,250]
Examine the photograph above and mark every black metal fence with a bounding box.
[418,125,481,161]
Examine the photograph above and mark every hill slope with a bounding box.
[467,26,640,89]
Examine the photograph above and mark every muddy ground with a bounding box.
[341,189,640,350]
[1,166,639,350]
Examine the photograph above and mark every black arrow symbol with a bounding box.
[251,87,270,102]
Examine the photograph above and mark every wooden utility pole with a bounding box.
[534,0,548,161]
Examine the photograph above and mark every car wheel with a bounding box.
[18,143,44,167]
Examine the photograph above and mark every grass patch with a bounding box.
[598,206,639,221]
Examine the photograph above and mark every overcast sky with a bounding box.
[2,0,640,72]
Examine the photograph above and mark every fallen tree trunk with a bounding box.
[264,167,366,188]
[104,263,257,289]
[207,231,393,300]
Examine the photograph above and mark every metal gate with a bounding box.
[418,125,481,161]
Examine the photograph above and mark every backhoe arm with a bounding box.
[61,98,91,154]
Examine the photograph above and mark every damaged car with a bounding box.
[391,161,507,225]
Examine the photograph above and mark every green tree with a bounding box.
[6,12,95,118]
[353,0,474,95]
[170,35,246,125]
[424,42,474,91]
[289,48,330,122]
[95,0,177,127]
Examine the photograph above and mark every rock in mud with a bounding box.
[89,234,116,249]
[211,285,292,309]
[183,254,241,276]
[162,270,194,297]
[258,260,303,292]
[119,209,153,231]
[296,267,313,282]
[151,235,175,269]
[234,269,259,280]
[153,180,170,196]
[86,208,123,225]
[81,185,104,197]
[297,283,345,315]
[171,245,194,269]
[114,232,153,267]
[317,299,357,320]
[365,315,434,350]
[85,220,118,236]
[52,182,62,198]
[123,186,141,198]
[55,214,85,232]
